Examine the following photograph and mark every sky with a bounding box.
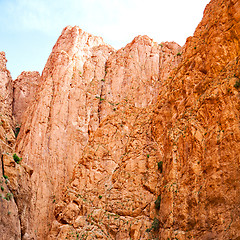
[0,0,211,79]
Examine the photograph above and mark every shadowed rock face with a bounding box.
[0,52,33,240]
[15,26,181,239]
[151,0,240,239]
[0,51,21,240]
[47,0,240,239]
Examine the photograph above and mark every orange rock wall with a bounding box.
[13,71,40,125]
[1,0,239,239]
[15,26,181,239]
[49,0,240,239]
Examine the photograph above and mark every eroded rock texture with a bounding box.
[13,71,40,125]
[151,0,240,238]
[0,52,15,151]
[15,26,180,239]
[0,51,20,240]
[0,52,33,240]
[48,0,240,239]
[1,0,238,239]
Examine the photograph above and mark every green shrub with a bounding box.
[3,175,8,180]
[95,96,105,101]
[14,127,20,138]
[1,186,4,191]
[13,153,21,164]
[98,195,102,199]
[177,52,182,56]
[234,79,240,89]
[152,218,160,231]
[4,193,12,201]
[146,217,160,232]
[158,161,163,173]
[155,195,161,210]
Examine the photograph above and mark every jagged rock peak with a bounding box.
[51,25,113,56]
[0,51,13,120]
[0,51,7,70]
[60,25,106,45]
[13,71,40,125]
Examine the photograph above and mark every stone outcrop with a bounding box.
[13,71,40,125]
[0,52,19,240]
[0,52,13,120]
[151,0,240,238]
[0,52,33,240]
[15,26,181,239]
[48,0,240,239]
[1,0,240,239]
[0,52,15,151]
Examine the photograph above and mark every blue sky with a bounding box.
[0,0,210,79]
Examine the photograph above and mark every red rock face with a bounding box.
[15,26,181,239]
[151,0,240,239]
[3,0,238,239]
[13,71,40,125]
[0,52,13,119]
[0,51,21,240]
[15,26,114,239]
[48,0,240,239]
[0,52,32,240]
[99,37,181,123]
[0,52,15,149]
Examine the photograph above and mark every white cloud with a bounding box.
[1,0,210,48]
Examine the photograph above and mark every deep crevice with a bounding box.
[1,153,4,177]
[97,63,108,125]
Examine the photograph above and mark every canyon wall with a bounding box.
[13,71,40,125]
[0,52,33,240]
[151,0,240,238]
[48,0,240,239]
[0,51,21,240]
[15,26,181,239]
[0,0,239,239]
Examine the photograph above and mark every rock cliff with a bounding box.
[0,0,240,239]
[151,0,240,238]
[0,52,33,240]
[13,71,40,125]
[48,0,240,239]
[0,51,21,240]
